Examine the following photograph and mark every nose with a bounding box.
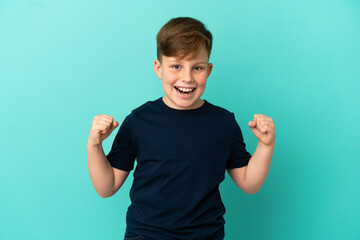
[181,68,192,83]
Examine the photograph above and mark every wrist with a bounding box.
[87,141,103,149]
[258,140,275,149]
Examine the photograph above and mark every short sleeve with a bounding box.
[227,113,252,169]
[106,115,137,172]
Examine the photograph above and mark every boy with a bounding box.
[87,17,275,240]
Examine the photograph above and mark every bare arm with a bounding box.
[87,143,130,198]
[228,114,275,194]
[228,141,274,194]
[87,114,130,198]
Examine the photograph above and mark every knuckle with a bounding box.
[95,115,104,120]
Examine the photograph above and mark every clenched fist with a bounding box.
[88,114,119,146]
[248,114,275,147]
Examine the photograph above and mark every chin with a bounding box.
[177,99,201,109]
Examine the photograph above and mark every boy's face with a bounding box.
[154,47,213,110]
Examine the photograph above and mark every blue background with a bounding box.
[1,0,359,239]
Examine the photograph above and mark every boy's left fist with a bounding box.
[248,114,275,147]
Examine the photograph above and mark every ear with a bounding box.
[154,59,162,79]
[207,63,213,78]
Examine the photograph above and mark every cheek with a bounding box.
[163,72,176,82]
[163,76,177,88]
[197,74,208,85]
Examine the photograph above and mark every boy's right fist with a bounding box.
[88,114,119,146]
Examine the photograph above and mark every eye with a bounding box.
[194,66,203,71]
[172,65,181,70]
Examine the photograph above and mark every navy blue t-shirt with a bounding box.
[106,97,252,240]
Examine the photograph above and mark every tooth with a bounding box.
[177,87,194,92]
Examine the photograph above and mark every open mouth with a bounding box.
[174,86,196,94]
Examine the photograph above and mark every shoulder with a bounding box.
[203,100,239,129]
[206,100,235,119]
[123,98,161,123]
[131,98,160,115]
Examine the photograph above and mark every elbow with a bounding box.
[245,189,259,195]
[235,185,258,195]
[243,185,261,195]
[99,193,111,198]
[233,182,259,195]
[96,188,116,198]
[98,192,114,198]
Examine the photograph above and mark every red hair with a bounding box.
[156,17,213,63]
